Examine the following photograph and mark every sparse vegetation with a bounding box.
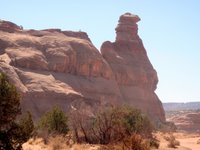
[36,105,69,145]
[38,106,69,135]
[164,134,180,148]
[98,134,151,150]
[48,135,67,150]
[197,139,200,144]
[0,73,34,150]
[69,105,155,148]
[0,73,21,130]
[0,73,158,149]
[148,137,160,149]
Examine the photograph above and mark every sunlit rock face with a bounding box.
[0,20,120,120]
[101,13,165,122]
[0,14,165,122]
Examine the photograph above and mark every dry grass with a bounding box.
[23,135,100,150]
[48,135,67,150]
[72,144,98,150]
[97,134,151,150]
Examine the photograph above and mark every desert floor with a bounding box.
[23,132,200,150]
[154,132,200,150]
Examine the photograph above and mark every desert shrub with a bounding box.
[69,105,153,145]
[48,135,67,150]
[17,112,34,141]
[197,139,200,144]
[98,134,150,150]
[148,138,159,149]
[158,121,177,132]
[9,112,34,149]
[98,145,121,150]
[123,134,150,150]
[0,73,21,129]
[122,106,153,138]
[69,108,97,143]
[164,134,180,148]
[38,106,69,135]
[0,73,34,150]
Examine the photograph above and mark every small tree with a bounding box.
[0,73,21,130]
[122,106,153,138]
[0,73,34,150]
[15,112,34,143]
[7,112,34,149]
[38,106,69,135]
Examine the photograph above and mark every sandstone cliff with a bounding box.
[101,13,165,122]
[0,14,165,122]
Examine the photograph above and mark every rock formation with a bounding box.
[101,13,165,122]
[0,13,165,122]
[167,111,200,133]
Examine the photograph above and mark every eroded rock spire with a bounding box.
[115,13,140,42]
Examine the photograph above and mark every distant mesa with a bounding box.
[164,102,200,133]
[0,13,165,123]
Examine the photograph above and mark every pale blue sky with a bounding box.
[1,1,200,102]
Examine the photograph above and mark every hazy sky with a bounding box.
[1,1,200,103]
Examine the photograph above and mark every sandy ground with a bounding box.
[154,132,200,150]
[23,132,200,150]
[23,137,100,150]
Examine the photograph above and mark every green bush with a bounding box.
[17,112,34,142]
[121,106,153,138]
[38,106,69,135]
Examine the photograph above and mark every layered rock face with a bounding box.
[101,13,165,122]
[0,14,165,122]
[0,21,121,120]
[167,111,200,133]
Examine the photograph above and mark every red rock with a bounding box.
[101,13,165,122]
[0,20,22,33]
[115,13,140,42]
[62,31,91,42]
[0,13,165,123]
[0,27,119,120]
[167,111,200,132]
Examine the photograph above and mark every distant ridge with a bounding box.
[163,102,200,111]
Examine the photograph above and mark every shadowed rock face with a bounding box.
[0,14,165,122]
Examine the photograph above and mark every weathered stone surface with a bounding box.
[0,14,165,122]
[0,20,22,33]
[101,13,165,122]
[167,111,200,133]
[115,12,140,42]
[0,26,120,120]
